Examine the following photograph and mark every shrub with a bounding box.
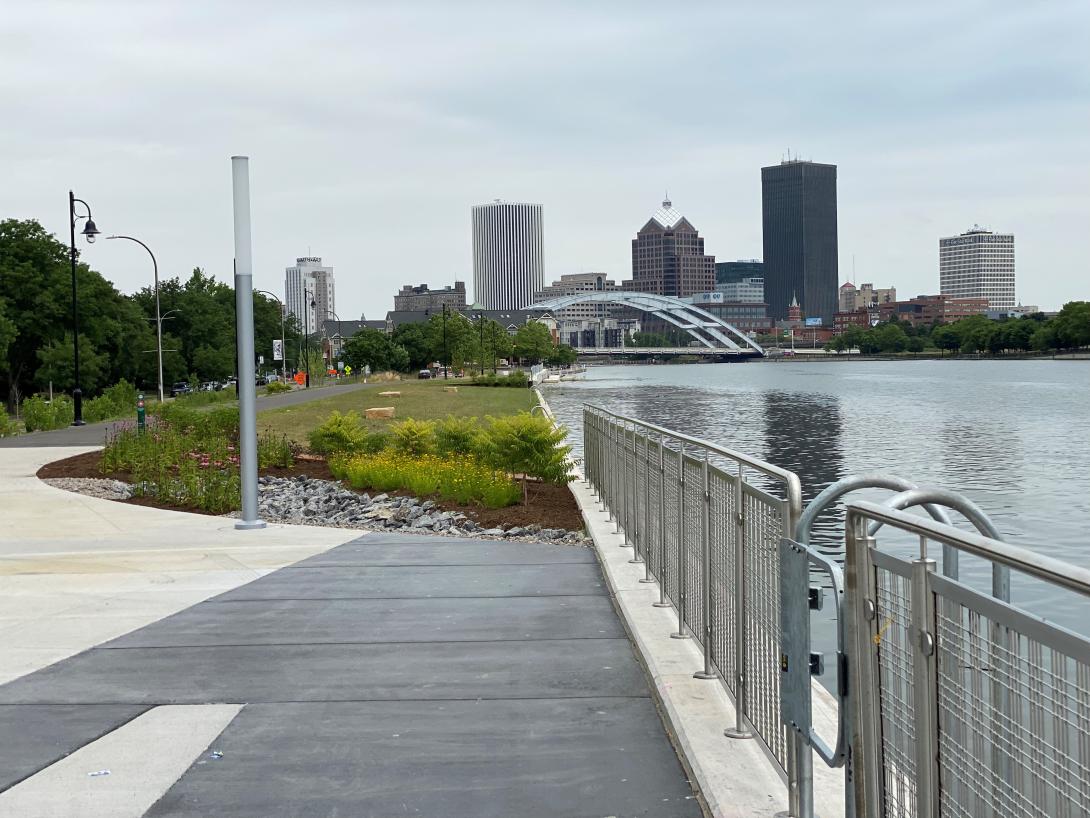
[308,410,367,455]
[0,412,18,438]
[84,379,139,423]
[434,415,482,457]
[469,371,528,388]
[264,380,292,395]
[258,433,296,468]
[21,395,74,432]
[331,450,520,509]
[359,431,390,454]
[481,412,573,503]
[506,370,529,387]
[390,418,436,456]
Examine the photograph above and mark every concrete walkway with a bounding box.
[0,446,701,817]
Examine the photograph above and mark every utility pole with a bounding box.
[478,314,485,375]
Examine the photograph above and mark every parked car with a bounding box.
[417,369,432,380]
[256,376,268,386]
[170,381,192,397]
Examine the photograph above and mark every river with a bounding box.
[541,359,1090,637]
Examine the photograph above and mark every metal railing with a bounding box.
[582,405,809,808]
[845,501,1090,818]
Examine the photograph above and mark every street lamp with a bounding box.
[106,235,164,402]
[254,290,287,384]
[442,303,449,379]
[68,191,100,425]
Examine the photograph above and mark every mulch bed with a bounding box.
[37,450,586,532]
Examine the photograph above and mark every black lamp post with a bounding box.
[442,303,450,379]
[68,191,100,425]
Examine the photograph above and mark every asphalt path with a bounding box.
[0,382,370,448]
[0,533,701,817]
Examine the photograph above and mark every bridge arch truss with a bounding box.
[527,291,765,355]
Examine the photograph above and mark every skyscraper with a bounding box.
[472,201,544,309]
[627,199,715,297]
[761,160,838,323]
[939,227,1015,309]
[285,256,336,332]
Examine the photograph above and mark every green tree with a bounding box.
[1052,301,1090,349]
[35,334,109,394]
[630,330,671,347]
[0,219,157,408]
[931,325,959,356]
[342,328,409,373]
[391,322,433,370]
[513,321,554,364]
[425,311,476,371]
[547,344,578,366]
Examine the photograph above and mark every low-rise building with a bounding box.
[877,294,989,326]
[685,292,774,335]
[839,282,896,313]
[833,309,877,334]
[393,281,467,312]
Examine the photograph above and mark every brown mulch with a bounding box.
[36,450,585,532]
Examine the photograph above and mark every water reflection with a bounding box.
[762,390,844,557]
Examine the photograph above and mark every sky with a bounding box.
[4,1,1089,316]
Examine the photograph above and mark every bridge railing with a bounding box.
[582,405,808,805]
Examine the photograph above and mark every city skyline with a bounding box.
[4,3,1088,317]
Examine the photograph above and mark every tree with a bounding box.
[342,328,409,373]
[630,330,671,348]
[425,311,475,371]
[35,334,109,394]
[513,321,554,364]
[931,325,959,356]
[906,336,925,354]
[547,344,578,366]
[391,322,433,370]
[1052,301,1090,349]
[0,219,156,408]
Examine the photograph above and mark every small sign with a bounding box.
[272,339,284,361]
[804,317,823,327]
[258,355,265,365]
[344,365,352,375]
[337,361,344,370]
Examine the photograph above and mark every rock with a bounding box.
[372,494,388,503]
[505,526,526,537]
[378,391,401,397]
[482,528,504,536]
[365,407,395,419]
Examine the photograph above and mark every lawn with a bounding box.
[257,379,539,445]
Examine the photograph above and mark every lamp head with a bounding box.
[81,219,101,243]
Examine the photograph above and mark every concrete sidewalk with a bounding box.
[0,446,359,684]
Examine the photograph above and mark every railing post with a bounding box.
[911,553,939,818]
[846,512,882,818]
[632,425,636,562]
[725,461,752,738]
[671,445,689,639]
[640,430,655,577]
[695,450,716,679]
[653,434,671,608]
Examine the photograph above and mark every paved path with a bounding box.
[0,532,701,817]
[0,381,370,448]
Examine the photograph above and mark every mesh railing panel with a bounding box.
[645,440,663,579]
[682,456,705,637]
[874,565,918,818]
[662,448,681,604]
[743,487,788,770]
[936,599,1090,818]
[708,467,738,690]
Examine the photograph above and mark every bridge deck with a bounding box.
[0,533,701,817]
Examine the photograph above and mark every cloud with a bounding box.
[2,0,1087,314]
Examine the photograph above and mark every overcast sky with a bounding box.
[4,1,1088,316]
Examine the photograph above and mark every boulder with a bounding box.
[378,391,401,397]
[365,407,395,419]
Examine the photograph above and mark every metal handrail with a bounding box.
[585,404,803,515]
[847,500,1090,595]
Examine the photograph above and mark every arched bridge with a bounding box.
[526,292,765,356]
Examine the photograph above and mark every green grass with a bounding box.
[257,378,538,445]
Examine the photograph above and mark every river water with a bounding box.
[542,359,1090,636]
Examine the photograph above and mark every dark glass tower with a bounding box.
[761,161,838,323]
